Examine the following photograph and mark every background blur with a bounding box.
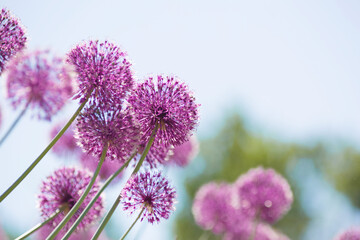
[1,0,360,239]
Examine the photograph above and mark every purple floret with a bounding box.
[67,40,133,105]
[192,182,238,234]
[224,223,290,240]
[6,50,74,120]
[50,122,80,157]
[38,167,104,233]
[235,167,293,224]
[167,135,199,167]
[0,8,26,74]
[334,227,360,240]
[75,104,140,163]
[121,172,176,224]
[128,75,199,147]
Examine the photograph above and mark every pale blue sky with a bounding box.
[1,1,360,239]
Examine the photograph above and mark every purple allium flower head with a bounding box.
[37,225,108,240]
[6,50,74,120]
[224,223,290,240]
[334,227,360,240]
[50,122,80,157]
[192,182,237,234]
[121,172,176,224]
[76,104,140,163]
[128,75,199,147]
[0,8,26,74]
[67,40,133,105]
[38,167,104,232]
[235,167,293,224]
[80,152,123,182]
[167,135,199,167]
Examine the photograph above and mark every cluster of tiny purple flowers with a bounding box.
[192,167,293,240]
[0,8,26,74]
[121,172,176,223]
[38,167,104,233]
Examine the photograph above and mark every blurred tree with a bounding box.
[173,114,325,240]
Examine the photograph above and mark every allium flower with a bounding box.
[167,135,199,167]
[50,122,80,157]
[37,225,108,240]
[0,8,26,74]
[334,227,360,240]
[38,167,104,232]
[6,50,74,120]
[128,75,199,147]
[235,167,293,224]
[80,152,123,182]
[67,40,133,105]
[121,172,176,224]
[224,223,289,240]
[76,104,140,163]
[192,182,237,234]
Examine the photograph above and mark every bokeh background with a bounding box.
[1,0,360,239]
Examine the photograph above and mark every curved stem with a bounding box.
[61,151,136,240]
[15,207,64,240]
[46,142,109,240]
[0,93,91,203]
[91,126,158,240]
[0,99,30,146]
[120,208,145,240]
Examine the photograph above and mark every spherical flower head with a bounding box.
[38,167,104,232]
[80,152,123,182]
[50,122,80,157]
[235,167,293,224]
[121,172,176,224]
[67,40,133,105]
[128,75,199,147]
[224,223,290,240]
[37,225,108,240]
[167,135,199,167]
[192,182,236,234]
[76,104,140,163]
[334,227,360,240]
[0,8,26,74]
[6,50,74,120]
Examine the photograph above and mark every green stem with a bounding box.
[120,208,145,240]
[249,211,260,240]
[132,125,158,175]
[0,93,91,203]
[91,126,158,240]
[0,99,30,146]
[61,152,136,240]
[46,142,109,240]
[15,207,64,240]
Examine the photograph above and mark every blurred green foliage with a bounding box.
[173,114,359,240]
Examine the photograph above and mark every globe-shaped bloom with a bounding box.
[121,172,176,224]
[128,75,199,147]
[80,152,123,182]
[235,167,293,224]
[75,104,140,163]
[224,223,289,240]
[167,135,199,167]
[67,40,133,105]
[38,167,104,232]
[50,122,80,157]
[192,182,237,234]
[6,50,74,120]
[0,8,26,74]
[334,227,360,240]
